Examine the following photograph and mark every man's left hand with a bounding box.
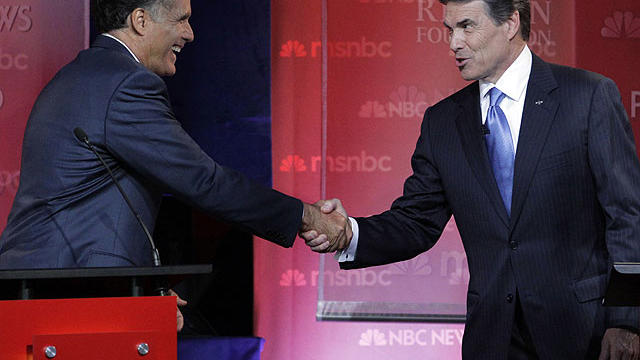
[169,289,188,332]
[599,328,640,360]
[300,201,352,253]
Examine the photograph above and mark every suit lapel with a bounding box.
[454,84,510,228]
[509,55,559,231]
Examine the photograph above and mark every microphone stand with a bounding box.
[73,128,168,296]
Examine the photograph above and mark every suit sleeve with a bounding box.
[103,69,303,247]
[341,107,452,269]
[587,77,640,329]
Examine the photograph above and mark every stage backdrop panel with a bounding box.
[318,0,576,322]
[575,0,640,153]
[261,1,638,359]
[0,0,90,231]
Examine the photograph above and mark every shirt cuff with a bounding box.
[335,217,359,262]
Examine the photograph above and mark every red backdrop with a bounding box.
[261,1,640,359]
[0,1,638,359]
[0,0,89,230]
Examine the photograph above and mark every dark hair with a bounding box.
[91,0,174,33]
[439,0,530,41]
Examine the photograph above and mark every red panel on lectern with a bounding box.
[0,296,176,360]
[32,332,171,360]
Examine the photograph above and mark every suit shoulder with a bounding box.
[547,61,615,90]
[59,46,160,88]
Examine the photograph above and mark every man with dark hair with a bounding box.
[303,0,640,358]
[439,0,531,41]
[91,0,175,34]
[0,1,349,272]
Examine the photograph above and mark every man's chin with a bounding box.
[154,66,177,77]
[458,68,480,82]
[459,71,475,81]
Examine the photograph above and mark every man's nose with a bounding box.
[184,22,194,42]
[449,30,463,52]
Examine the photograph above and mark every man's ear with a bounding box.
[505,10,521,41]
[129,8,148,36]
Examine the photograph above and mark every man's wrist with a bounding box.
[609,325,640,335]
[301,203,314,230]
[335,217,359,262]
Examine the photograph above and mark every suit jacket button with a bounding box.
[506,294,514,303]
[509,241,518,250]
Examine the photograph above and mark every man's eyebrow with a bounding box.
[175,12,190,21]
[443,18,474,29]
[456,19,474,27]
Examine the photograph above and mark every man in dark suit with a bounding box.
[302,0,640,358]
[0,0,350,269]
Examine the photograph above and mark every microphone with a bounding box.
[481,124,490,135]
[73,127,167,295]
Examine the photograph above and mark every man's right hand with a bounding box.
[300,199,351,253]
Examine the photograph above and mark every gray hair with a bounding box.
[91,0,175,33]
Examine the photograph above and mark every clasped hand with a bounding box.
[301,199,351,253]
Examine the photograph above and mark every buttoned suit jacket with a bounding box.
[0,35,302,268]
[341,54,640,359]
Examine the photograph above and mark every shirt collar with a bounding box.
[101,33,140,63]
[479,45,532,102]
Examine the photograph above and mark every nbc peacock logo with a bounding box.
[279,269,307,287]
[0,170,20,196]
[279,155,307,172]
[279,40,307,58]
[358,101,387,118]
[359,85,428,119]
[359,329,388,346]
[601,11,640,39]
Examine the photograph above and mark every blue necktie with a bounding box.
[485,87,514,215]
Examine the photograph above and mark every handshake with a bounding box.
[300,199,352,253]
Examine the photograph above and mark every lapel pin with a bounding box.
[535,100,544,105]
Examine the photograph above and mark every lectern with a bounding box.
[0,265,211,360]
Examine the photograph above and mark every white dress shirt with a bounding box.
[479,45,532,152]
[337,46,532,263]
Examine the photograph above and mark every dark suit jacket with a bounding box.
[0,35,302,268]
[342,54,640,359]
